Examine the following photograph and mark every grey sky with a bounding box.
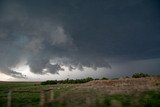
[0,0,160,80]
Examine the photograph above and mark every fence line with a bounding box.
[7,90,12,107]
[6,89,54,107]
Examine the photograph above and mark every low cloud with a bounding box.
[0,0,159,79]
[0,3,111,78]
[0,67,26,79]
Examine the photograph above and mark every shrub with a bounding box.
[132,73,150,78]
[101,77,108,80]
[41,77,94,85]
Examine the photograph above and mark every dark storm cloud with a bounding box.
[0,40,26,78]
[0,0,160,78]
[66,0,160,59]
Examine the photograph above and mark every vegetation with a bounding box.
[41,77,94,85]
[41,77,110,85]
[132,73,150,78]
[0,82,77,107]
[51,89,160,107]
[0,76,159,107]
[95,90,160,107]
[101,77,108,80]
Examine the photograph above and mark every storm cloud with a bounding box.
[0,0,160,79]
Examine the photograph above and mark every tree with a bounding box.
[101,77,108,80]
[132,73,150,78]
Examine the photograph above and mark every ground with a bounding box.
[0,77,160,107]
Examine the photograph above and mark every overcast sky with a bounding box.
[0,0,160,81]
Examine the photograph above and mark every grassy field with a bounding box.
[0,82,78,107]
[0,77,160,107]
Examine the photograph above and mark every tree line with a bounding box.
[41,77,108,85]
[41,73,150,85]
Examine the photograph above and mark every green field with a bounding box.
[0,82,77,107]
[0,77,160,107]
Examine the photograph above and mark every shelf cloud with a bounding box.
[0,0,160,79]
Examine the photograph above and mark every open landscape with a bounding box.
[0,76,160,107]
[0,0,160,107]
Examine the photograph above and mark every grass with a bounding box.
[139,90,160,107]
[94,90,160,107]
[0,78,160,107]
[12,93,40,107]
[52,88,160,107]
[0,82,78,107]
